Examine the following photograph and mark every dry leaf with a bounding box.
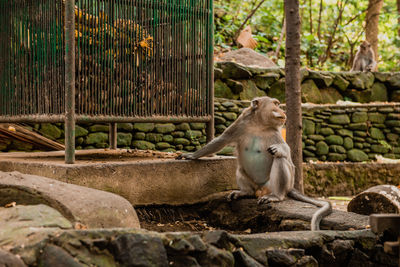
[236,26,258,49]
[5,202,16,208]
[74,222,88,230]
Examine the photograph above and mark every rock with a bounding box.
[239,80,266,100]
[343,137,354,150]
[174,138,191,146]
[40,123,62,140]
[386,133,399,141]
[145,133,163,143]
[319,128,334,136]
[89,124,109,132]
[75,125,89,137]
[301,80,323,103]
[350,72,374,90]
[215,116,227,124]
[320,87,343,103]
[233,250,264,267]
[218,48,276,68]
[371,144,389,154]
[111,233,169,267]
[387,73,400,88]
[336,129,353,138]
[269,78,286,103]
[176,123,191,131]
[185,130,203,140]
[333,75,350,91]
[328,153,347,161]
[329,145,346,154]
[39,244,82,267]
[368,113,386,123]
[0,171,140,229]
[190,123,206,130]
[329,114,350,125]
[308,71,333,87]
[253,73,280,90]
[155,141,172,150]
[217,61,252,79]
[390,90,400,102]
[316,141,329,155]
[132,140,155,150]
[10,140,33,151]
[162,135,174,142]
[326,135,344,145]
[266,249,303,266]
[308,135,325,141]
[133,123,155,133]
[300,68,309,82]
[370,128,385,140]
[215,81,235,100]
[385,120,400,127]
[346,89,371,103]
[226,79,244,94]
[352,112,368,123]
[217,146,235,155]
[117,133,132,146]
[155,123,176,134]
[134,132,146,140]
[214,67,223,79]
[348,123,368,130]
[370,83,388,102]
[0,249,27,267]
[199,246,235,267]
[223,112,238,121]
[374,72,392,82]
[85,132,108,145]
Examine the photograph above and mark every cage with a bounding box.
[0,0,214,163]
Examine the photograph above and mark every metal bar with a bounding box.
[109,122,117,149]
[64,0,76,164]
[206,0,214,143]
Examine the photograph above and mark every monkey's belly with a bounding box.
[241,137,271,185]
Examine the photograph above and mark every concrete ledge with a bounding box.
[0,171,140,228]
[0,150,400,205]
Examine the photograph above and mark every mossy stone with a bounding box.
[40,123,62,140]
[156,142,171,150]
[320,128,334,136]
[269,78,286,103]
[88,124,109,133]
[185,130,203,140]
[117,132,132,146]
[347,149,368,162]
[117,123,134,132]
[352,112,368,123]
[336,129,353,138]
[329,145,346,154]
[328,153,347,161]
[303,119,315,135]
[215,124,227,133]
[215,116,227,124]
[134,123,155,133]
[386,133,399,142]
[172,131,185,138]
[333,75,349,91]
[162,135,174,143]
[326,135,344,145]
[215,79,235,99]
[85,132,108,145]
[385,120,400,127]
[371,144,390,154]
[308,135,325,141]
[343,137,354,150]
[174,138,191,146]
[75,125,89,138]
[371,82,388,102]
[370,128,385,140]
[316,141,329,155]
[239,80,266,100]
[223,112,238,121]
[301,79,323,103]
[176,123,191,131]
[348,123,368,131]
[155,123,176,134]
[145,133,163,143]
[329,114,350,125]
[132,140,155,150]
[134,132,146,140]
[190,123,206,130]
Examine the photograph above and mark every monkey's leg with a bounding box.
[227,167,257,201]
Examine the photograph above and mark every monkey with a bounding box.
[178,96,332,231]
[351,41,377,72]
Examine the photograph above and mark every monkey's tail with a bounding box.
[287,189,332,231]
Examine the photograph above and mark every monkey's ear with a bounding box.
[251,99,259,109]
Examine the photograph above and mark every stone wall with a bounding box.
[214,62,400,103]
[2,100,400,163]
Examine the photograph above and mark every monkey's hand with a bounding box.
[175,153,195,160]
[267,144,287,158]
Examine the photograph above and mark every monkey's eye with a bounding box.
[273,100,280,106]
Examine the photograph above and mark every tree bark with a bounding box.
[365,0,383,61]
[284,0,303,193]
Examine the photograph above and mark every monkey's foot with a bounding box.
[227,190,251,201]
[258,195,281,204]
[175,153,194,160]
[267,145,283,158]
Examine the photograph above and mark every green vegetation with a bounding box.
[214,0,400,71]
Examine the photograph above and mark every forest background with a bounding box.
[214,0,400,72]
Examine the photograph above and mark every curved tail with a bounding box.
[287,189,332,231]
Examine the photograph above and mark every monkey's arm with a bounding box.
[366,59,377,71]
[267,143,291,159]
[180,119,243,160]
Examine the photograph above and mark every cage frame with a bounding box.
[0,0,215,163]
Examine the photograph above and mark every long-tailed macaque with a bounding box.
[351,41,377,72]
[179,96,332,231]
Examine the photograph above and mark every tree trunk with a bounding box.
[365,0,383,61]
[284,0,303,193]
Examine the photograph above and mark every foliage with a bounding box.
[214,0,400,71]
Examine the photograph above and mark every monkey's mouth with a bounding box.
[272,111,286,121]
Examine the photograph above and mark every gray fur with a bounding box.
[180,96,332,231]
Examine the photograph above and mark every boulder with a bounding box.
[239,80,266,100]
[370,83,388,102]
[320,87,343,103]
[253,73,280,90]
[308,71,333,87]
[217,48,277,68]
[268,78,286,103]
[387,73,400,89]
[117,132,132,146]
[301,79,323,103]
[333,74,350,91]
[85,132,108,145]
[218,61,252,79]
[0,171,140,228]
[214,79,235,99]
[39,123,62,140]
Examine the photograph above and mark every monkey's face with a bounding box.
[252,97,286,128]
[360,41,371,51]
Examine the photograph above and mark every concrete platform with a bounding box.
[0,150,237,206]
